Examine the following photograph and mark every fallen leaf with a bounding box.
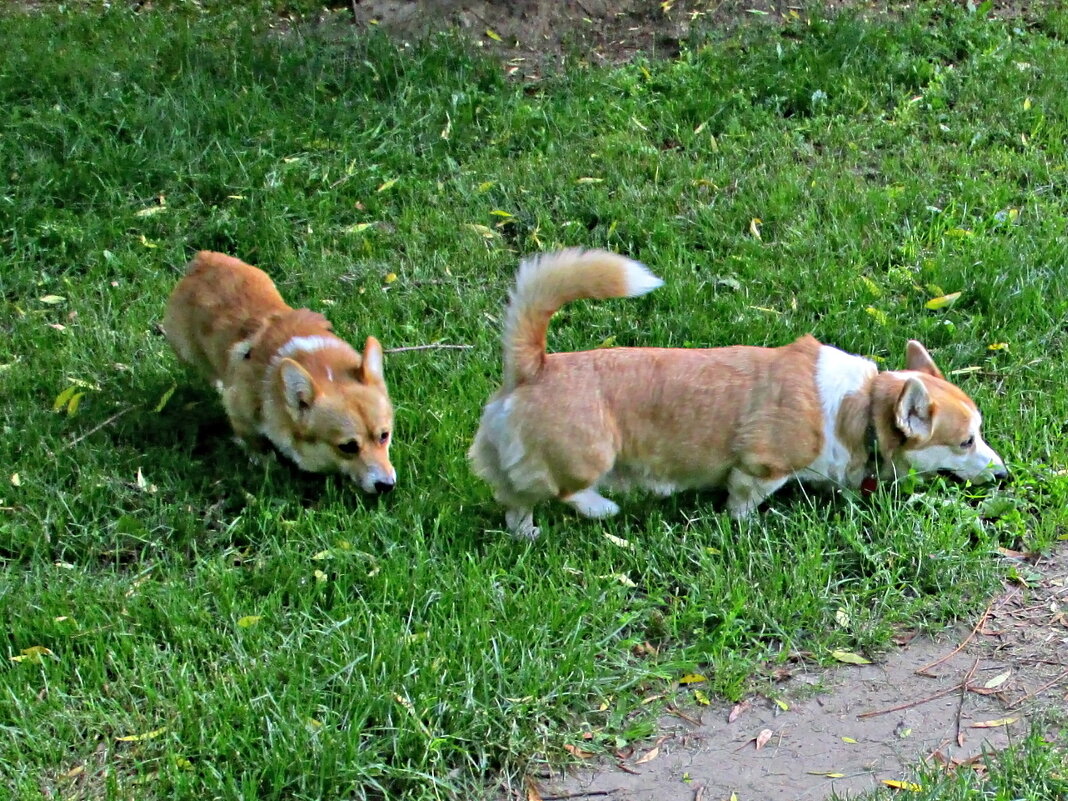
[63,765,85,779]
[694,689,710,706]
[808,771,846,777]
[564,744,594,759]
[342,222,375,234]
[116,726,167,742]
[925,291,961,310]
[984,670,1011,689]
[831,650,871,665]
[485,28,502,41]
[749,217,762,239]
[376,179,398,192]
[728,700,750,723]
[678,673,707,685]
[772,697,789,711]
[635,746,659,764]
[9,645,54,663]
[237,615,262,628]
[134,205,166,217]
[755,728,773,750]
[40,294,66,305]
[970,717,1017,728]
[865,306,889,325]
[466,223,499,239]
[384,272,398,284]
[835,608,851,628]
[987,342,1009,351]
[576,177,604,184]
[603,533,631,549]
[882,779,922,791]
[10,473,20,487]
[153,384,177,413]
[53,386,77,412]
[842,736,858,744]
[525,776,543,801]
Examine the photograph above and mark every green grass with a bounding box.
[2,2,1067,798]
[853,724,1068,801]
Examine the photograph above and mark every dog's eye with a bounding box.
[960,436,975,450]
[379,431,390,445]
[337,439,360,456]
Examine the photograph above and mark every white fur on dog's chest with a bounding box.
[795,345,877,486]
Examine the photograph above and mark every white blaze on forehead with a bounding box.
[273,335,357,362]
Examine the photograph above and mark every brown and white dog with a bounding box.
[164,251,396,494]
[469,249,1006,538]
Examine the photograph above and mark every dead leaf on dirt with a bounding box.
[984,670,1011,689]
[835,608,851,628]
[728,700,750,723]
[694,689,711,706]
[564,743,595,759]
[970,717,1017,728]
[808,771,846,778]
[634,746,660,765]
[678,673,707,685]
[755,728,773,750]
[831,649,872,665]
[524,776,542,801]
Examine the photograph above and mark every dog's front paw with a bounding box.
[505,508,540,540]
[566,488,620,519]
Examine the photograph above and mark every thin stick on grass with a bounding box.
[61,406,135,451]
[384,343,472,354]
[914,587,1020,677]
[541,791,620,800]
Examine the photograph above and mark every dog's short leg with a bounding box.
[505,507,540,540]
[726,470,789,519]
[564,488,621,519]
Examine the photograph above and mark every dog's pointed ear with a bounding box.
[905,340,944,379]
[895,376,933,440]
[279,358,317,418]
[357,336,385,386]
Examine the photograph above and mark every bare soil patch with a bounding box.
[527,544,1068,800]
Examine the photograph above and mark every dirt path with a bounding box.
[530,544,1068,800]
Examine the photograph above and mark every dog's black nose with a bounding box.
[993,467,1010,483]
[374,480,395,494]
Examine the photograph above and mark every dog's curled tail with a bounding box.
[502,248,663,388]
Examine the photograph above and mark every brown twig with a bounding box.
[857,683,962,719]
[542,791,619,800]
[956,658,980,747]
[915,587,1020,677]
[1007,668,1068,709]
[384,343,472,354]
[61,406,135,451]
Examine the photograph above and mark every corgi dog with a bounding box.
[469,249,1007,538]
[164,251,396,494]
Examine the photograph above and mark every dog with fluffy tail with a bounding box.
[469,249,1006,539]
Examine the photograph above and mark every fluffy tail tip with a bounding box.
[621,258,664,297]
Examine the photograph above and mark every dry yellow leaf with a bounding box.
[485,28,502,41]
[970,717,1017,728]
[749,218,762,239]
[237,615,262,628]
[881,779,922,791]
[925,291,961,310]
[984,670,1010,689]
[116,726,167,742]
[831,650,871,665]
[755,728,773,750]
[376,179,398,192]
[678,673,707,685]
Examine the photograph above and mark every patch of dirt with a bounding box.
[523,544,1068,800]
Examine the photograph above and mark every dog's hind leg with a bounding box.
[726,469,789,519]
[563,488,620,519]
